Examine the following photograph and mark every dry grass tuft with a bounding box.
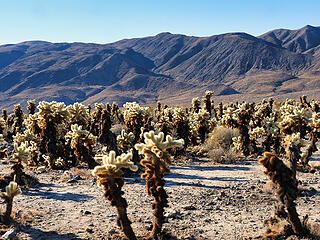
[206,126,239,150]
[205,126,239,163]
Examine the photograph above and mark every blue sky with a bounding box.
[0,0,319,45]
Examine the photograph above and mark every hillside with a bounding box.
[1,25,320,109]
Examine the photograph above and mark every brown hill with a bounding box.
[259,25,320,53]
[0,25,320,110]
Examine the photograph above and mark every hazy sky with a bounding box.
[0,0,319,45]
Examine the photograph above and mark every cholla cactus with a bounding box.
[11,142,31,184]
[193,109,211,143]
[299,112,320,168]
[279,101,311,138]
[258,152,307,237]
[6,105,25,140]
[67,102,91,129]
[203,90,214,116]
[92,151,138,240]
[123,102,152,143]
[252,100,273,128]
[90,103,104,136]
[191,97,201,113]
[38,101,70,166]
[0,116,5,135]
[0,134,7,160]
[135,131,184,239]
[27,100,36,115]
[222,102,256,156]
[98,109,118,153]
[65,124,97,168]
[117,130,135,154]
[172,107,190,147]
[1,181,22,223]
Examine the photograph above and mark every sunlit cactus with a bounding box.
[65,124,97,168]
[111,102,123,123]
[1,181,22,223]
[298,112,320,168]
[0,116,5,135]
[193,108,211,143]
[92,151,138,240]
[37,101,70,168]
[117,129,135,154]
[154,107,173,139]
[279,100,311,138]
[123,102,152,144]
[203,90,214,117]
[221,102,256,156]
[6,141,37,186]
[191,97,201,113]
[67,102,91,129]
[172,107,190,147]
[135,130,184,239]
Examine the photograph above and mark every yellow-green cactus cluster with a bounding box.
[38,101,70,123]
[251,116,280,138]
[94,103,104,111]
[191,97,201,112]
[117,129,135,153]
[285,132,307,149]
[135,131,184,172]
[220,105,237,127]
[1,181,22,199]
[123,102,150,120]
[23,113,40,135]
[172,107,187,122]
[92,151,138,180]
[252,101,272,126]
[232,136,242,152]
[67,102,91,128]
[193,109,210,123]
[309,112,320,131]
[264,117,280,137]
[65,124,97,149]
[251,127,265,138]
[204,90,214,99]
[0,116,5,130]
[12,142,31,163]
[13,130,38,146]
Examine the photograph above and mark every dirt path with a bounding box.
[1,157,320,240]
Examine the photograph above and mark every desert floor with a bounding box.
[1,154,320,240]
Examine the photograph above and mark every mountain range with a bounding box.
[1,25,320,110]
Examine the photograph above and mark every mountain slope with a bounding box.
[0,25,320,109]
[259,25,320,53]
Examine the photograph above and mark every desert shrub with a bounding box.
[206,126,239,150]
[208,147,238,163]
[205,126,239,163]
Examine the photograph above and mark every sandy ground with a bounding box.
[1,155,320,240]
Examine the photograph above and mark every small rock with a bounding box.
[2,228,16,239]
[86,228,94,233]
[106,213,116,217]
[164,210,181,219]
[67,179,78,184]
[183,205,196,210]
[84,210,92,215]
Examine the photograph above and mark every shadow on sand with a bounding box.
[20,227,83,240]
[23,183,93,202]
